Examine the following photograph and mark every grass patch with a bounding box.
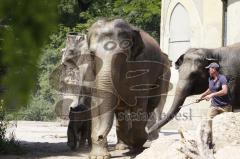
[0,100,25,155]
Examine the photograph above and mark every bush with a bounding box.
[0,100,24,155]
[0,139,24,155]
[22,106,56,121]
[12,97,57,121]
[0,100,7,141]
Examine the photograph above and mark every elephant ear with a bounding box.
[175,54,185,69]
[129,29,144,61]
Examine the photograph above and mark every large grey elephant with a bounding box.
[51,32,95,118]
[146,43,240,133]
[50,19,171,158]
[50,33,94,151]
[85,19,171,159]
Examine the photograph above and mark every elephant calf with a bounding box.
[67,104,91,150]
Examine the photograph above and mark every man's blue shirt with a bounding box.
[209,74,230,107]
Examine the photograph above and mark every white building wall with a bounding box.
[160,0,171,46]
[168,3,191,63]
[160,0,240,130]
[160,0,224,59]
[227,0,240,45]
[160,0,203,57]
[193,0,203,22]
[160,0,224,130]
[202,0,223,48]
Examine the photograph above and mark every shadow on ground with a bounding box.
[0,141,144,159]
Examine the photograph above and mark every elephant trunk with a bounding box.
[91,56,116,142]
[146,80,189,134]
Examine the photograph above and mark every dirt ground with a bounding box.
[1,121,174,159]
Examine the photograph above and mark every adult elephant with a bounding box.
[51,33,94,119]
[86,19,171,158]
[146,43,240,134]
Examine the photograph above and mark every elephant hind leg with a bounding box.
[90,112,114,159]
[116,120,148,148]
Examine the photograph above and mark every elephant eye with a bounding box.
[103,41,117,51]
[120,40,132,49]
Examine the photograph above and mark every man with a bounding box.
[196,62,232,119]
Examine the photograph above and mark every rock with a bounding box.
[212,112,240,152]
[214,145,240,159]
[136,112,240,159]
[136,133,185,159]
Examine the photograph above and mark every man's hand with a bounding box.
[203,94,214,101]
[197,88,211,103]
[196,93,214,102]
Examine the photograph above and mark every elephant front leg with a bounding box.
[89,96,115,159]
[90,113,114,159]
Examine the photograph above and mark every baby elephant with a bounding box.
[67,103,91,150]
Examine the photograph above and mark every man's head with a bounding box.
[205,62,220,77]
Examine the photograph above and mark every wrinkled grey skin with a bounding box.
[53,33,94,118]
[50,33,94,151]
[148,43,240,133]
[61,33,94,150]
[50,19,171,158]
[87,19,171,158]
[67,104,91,150]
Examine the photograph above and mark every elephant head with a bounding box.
[86,19,147,150]
[61,32,87,67]
[50,32,93,119]
[87,18,144,64]
[86,18,145,104]
[147,48,219,133]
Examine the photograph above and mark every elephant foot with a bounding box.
[89,143,111,159]
[115,143,129,150]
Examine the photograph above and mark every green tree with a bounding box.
[0,0,58,109]
[57,0,161,40]
[0,1,59,151]
[21,27,70,121]
[69,0,161,41]
[113,0,161,41]
[24,0,161,121]
[0,0,161,121]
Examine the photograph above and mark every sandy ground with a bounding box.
[0,121,178,159]
[0,92,208,159]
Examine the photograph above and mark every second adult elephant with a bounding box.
[87,19,171,158]
[147,43,240,133]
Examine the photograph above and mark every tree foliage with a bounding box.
[0,0,58,109]
[0,0,161,120]
[61,0,161,41]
